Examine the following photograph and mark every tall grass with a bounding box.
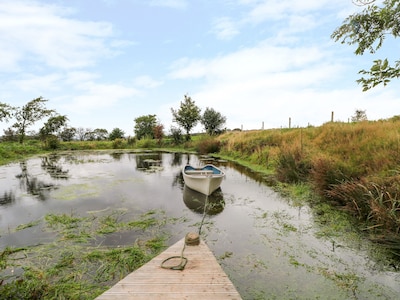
[217,119,400,247]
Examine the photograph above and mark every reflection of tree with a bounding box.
[0,191,15,206]
[110,152,123,160]
[41,154,69,179]
[172,171,184,189]
[135,153,162,171]
[170,152,183,167]
[16,161,56,201]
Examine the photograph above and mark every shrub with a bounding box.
[112,138,125,149]
[135,138,157,149]
[44,135,60,150]
[195,138,221,154]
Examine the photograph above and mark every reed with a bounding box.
[217,118,400,247]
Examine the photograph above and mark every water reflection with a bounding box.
[40,154,69,179]
[15,161,57,201]
[0,191,15,206]
[183,186,225,215]
[170,152,183,167]
[135,152,162,171]
[110,152,124,160]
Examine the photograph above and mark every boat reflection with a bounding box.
[183,186,225,215]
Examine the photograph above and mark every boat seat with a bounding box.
[185,170,214,175]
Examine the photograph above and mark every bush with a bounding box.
[170,127,183,145]
[112,138,125,149]
[135,138,157,149]
[44,135,60,150]
[195,138,221,154]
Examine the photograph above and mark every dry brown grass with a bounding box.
[217,118,400,238]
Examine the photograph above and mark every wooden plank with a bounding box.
[96,238,242,299]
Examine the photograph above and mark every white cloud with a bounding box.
[0,1,125,70]
[148,0,188,9]
[133,75,163,89]
[212,17,240,40]
[61,82,139,112]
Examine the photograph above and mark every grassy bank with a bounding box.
[216,119,400,255]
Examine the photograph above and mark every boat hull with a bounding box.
[182,164,225,196]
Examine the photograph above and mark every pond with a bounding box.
[0,151,399,299]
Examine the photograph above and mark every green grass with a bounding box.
[0,209,172,299]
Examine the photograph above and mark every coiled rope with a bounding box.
[161,187,210,271]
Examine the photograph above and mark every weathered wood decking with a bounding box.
[96,238,242,299]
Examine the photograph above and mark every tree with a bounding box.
[201,107,226,135]
[171,94,201,141]
[0,102,14,123]
[76,127,87,141]
[109,128,125,140]
[331,0,400,91]
[13,97,55,143]
[153,123,164,145]
[134,114,157,139]
[93,128,108,141]
[39,115,69,138]
[60,127,77,141]
[351,109,368,122]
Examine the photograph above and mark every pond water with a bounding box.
[0,151,399,299]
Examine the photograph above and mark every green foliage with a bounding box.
[135,137,157,148]
[93,128,108,140]
[134,114,157,139]
[44,135,60,150]
[0,102,14,122]
[170,126,183,145]
[331,0,400,90]
[40,115,68,139]
[59,127,76,142]
[201,107,226,135]
[108,128,125,140]
[112,138,125,149]
[12,97,55,144]
[171,94,201,141]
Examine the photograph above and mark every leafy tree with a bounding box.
[0,102,14,123]
[2,127,17,142]
[85,129,96,141]
[171,94,201,141]
[201,107,226,135]
[332,0,400,91]
[93,128,108,141]
[12,97,55,143]
[109,128,125,140]
[60,127,77,141]
[351,109,368,122]
[40,115,68,138]
[134,114,157,139]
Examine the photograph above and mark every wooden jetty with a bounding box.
[96,237,242,299]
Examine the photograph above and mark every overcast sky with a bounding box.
[1,0,399,136]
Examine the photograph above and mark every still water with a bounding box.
[0,151,399,299]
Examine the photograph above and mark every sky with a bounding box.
[1,0,399,136]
